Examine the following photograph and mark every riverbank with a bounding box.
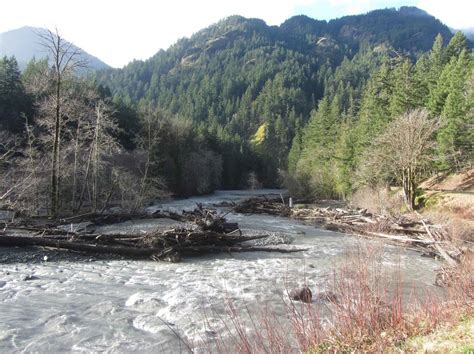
[234,196,472,266]
[211,243,473,353]
[224,193,474,352]
[403,315,474,352]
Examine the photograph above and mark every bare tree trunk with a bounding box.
[38,28,87,216]
[402,167,416,211]
[25,122,40,214]
[75,146,93,213]
[72,121,81,211]
[409,168,416,210]
[132,152,150,214]
[92,104,101,212]
[51,75,61,216]
[132,119,152,213]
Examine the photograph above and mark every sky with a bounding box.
[1,0,473,68]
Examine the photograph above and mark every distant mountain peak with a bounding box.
[0,26,111,71]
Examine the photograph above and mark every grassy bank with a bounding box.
[403,316,474,353]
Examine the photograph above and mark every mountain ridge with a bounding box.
[99,6,455,105]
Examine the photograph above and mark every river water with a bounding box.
[0,190,441,352]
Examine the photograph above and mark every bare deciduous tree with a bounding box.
[0,126,43,213]
[0,131,18,163]
[358,109,440,210]
[38,28,87,216]
[0,132,20,204]
[132,108,164,213]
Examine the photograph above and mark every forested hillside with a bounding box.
[289,31,473,205]
[96,7,457,192]
[1,7,472,217]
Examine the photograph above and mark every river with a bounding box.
[0,190,441,352]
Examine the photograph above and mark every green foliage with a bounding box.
[288,34,473,199]
[333,119,357,198]
[436,50,473,168]
[389,58,422,117]
[96,8,453,189]
[445,32,469,63]
[2,9,465,203]
[0,56,33,132]
[287,128,303,175]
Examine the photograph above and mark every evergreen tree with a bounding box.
[437,50,473,168]
[288,128,303,175]
[0,56,32,132]
[389,58,422,117]
[445,31,468,62]
[334,118,357,198]
[355,61,393,155]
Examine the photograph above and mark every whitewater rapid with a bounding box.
[0,190,441,352]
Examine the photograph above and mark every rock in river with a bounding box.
[289,286,312,303]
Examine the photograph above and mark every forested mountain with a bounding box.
[1,7,472,213]
[96,6,457,190]
[289,30,473,204]
[463,28,474,42]
[0,27,110,71]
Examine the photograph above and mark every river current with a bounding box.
[0,190,441,352]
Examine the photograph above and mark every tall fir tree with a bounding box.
[437,49,473,168]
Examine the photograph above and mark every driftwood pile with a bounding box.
[234,197,291,217]
[235,198,465,266]
[0,206,303,262]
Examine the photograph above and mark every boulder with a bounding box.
[289,286,312,303]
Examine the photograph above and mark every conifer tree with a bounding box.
[0,57,31,132]
[354,61,392,155]
[288,129,303,175]
[334,118,356,198]
[445,31,468,63]
[389,58,421,117]
[437,49,472,168]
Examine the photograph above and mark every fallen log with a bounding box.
[0,234,162,257]
[234,198,291,216]
[419,218,459,267]
[362,231,437,245]
[0,234,306,260]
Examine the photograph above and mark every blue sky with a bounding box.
[1,0,473,67]
[295,0,416,21]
